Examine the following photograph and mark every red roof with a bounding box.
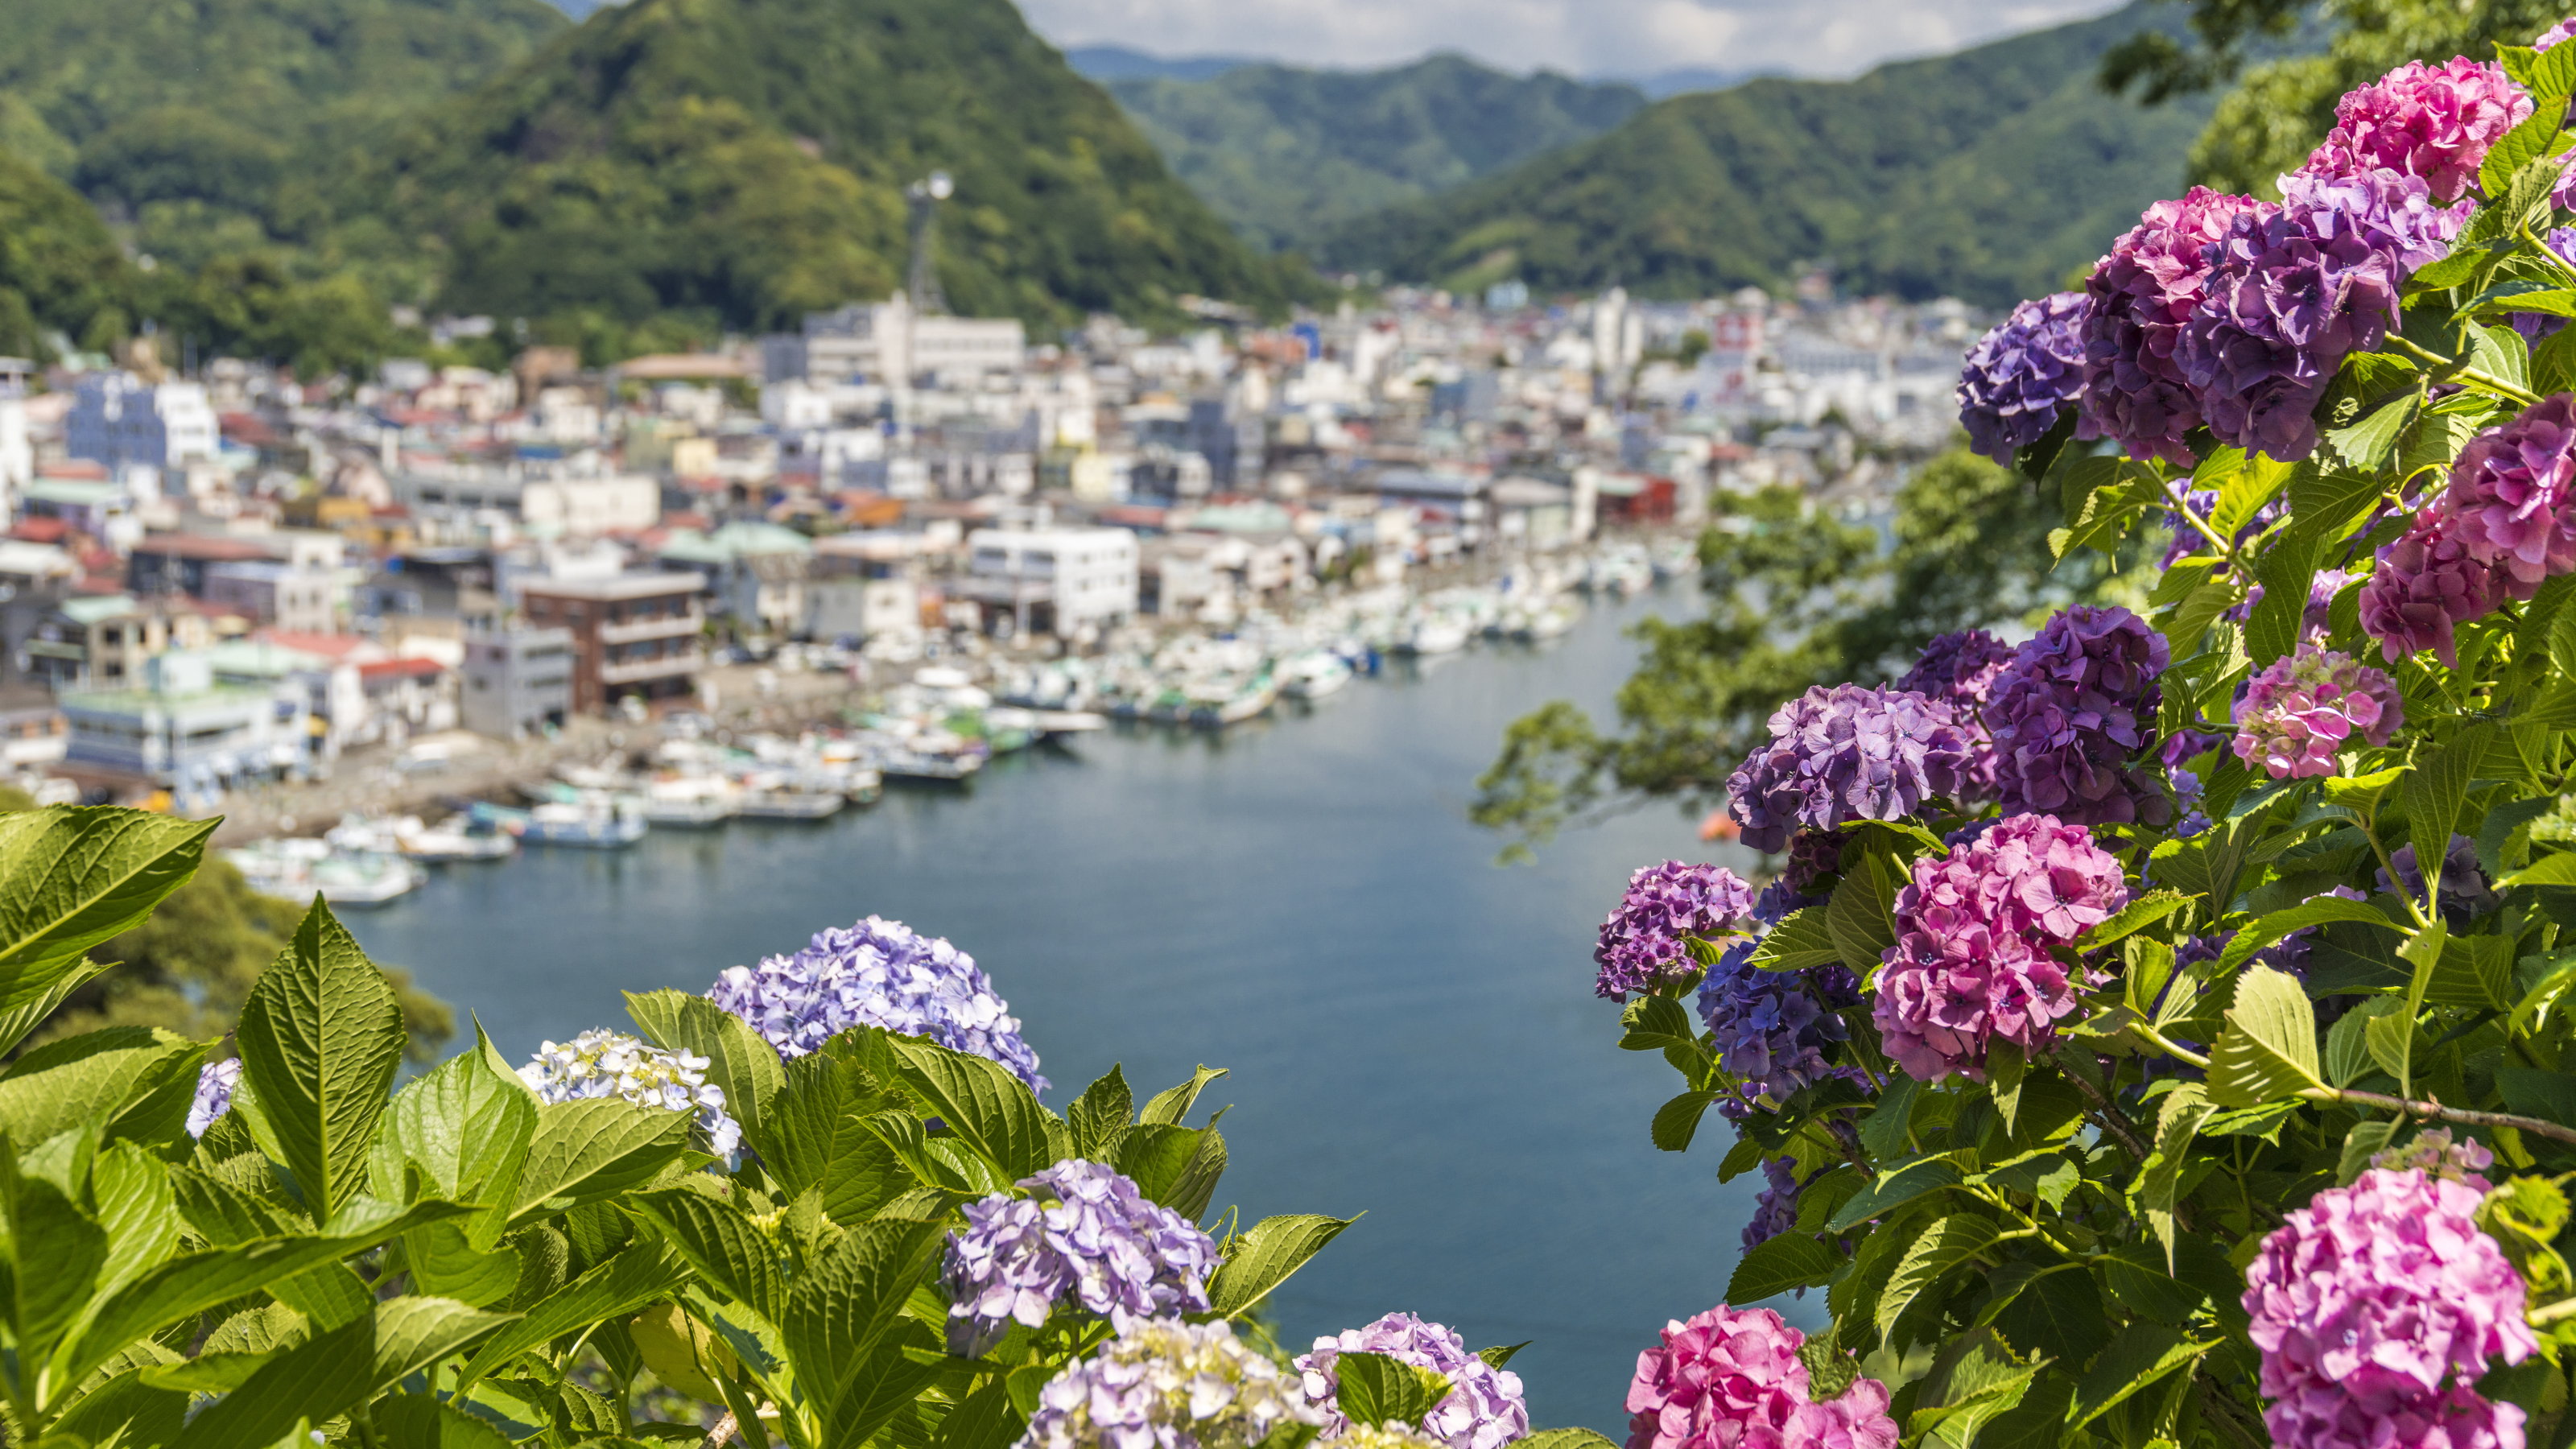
[254,631,377,661]
[130,533,275,561]
[9,518,69,543]
[36,459,109,481]
[358,657,448,681]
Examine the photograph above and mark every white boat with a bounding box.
[1189,675,1278,728]
[1279,650,1353,700]
[880,749,982,783]
[396,822,516,863]
[1033,710,1109,737]
[737,789,844,820]
[523,799,648,848]
[640,776,740,828]
[1511,604,1578,642]
[308,851,422,906]
[1398,619,1470,656]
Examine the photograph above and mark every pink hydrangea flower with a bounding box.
[2359,511,2509,667]
[2230,644,2405,779]
[2306,58,2533,202]
[2077,188,2272,467]
[1624,1307,1895,1449]
[2244,1168,2537,1446]
[2371,1128,2496,1191]
[2441,394,2576,589]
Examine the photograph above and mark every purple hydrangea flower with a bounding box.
[2512,230,2576,341]
[2438,394,2576,592]
[2077,188,2270,467]
[188,1058,240,1139]
[1985,605,2172,827]
[518,1030,741,1154]
[1624,1306,1897,1449]
[1956,292,2089,464]
[1897,630,2017,798]
[1724,685,1973,852]
[2243,1168,2537,1449]
[710,915,1046,1096]
[2305,58,2533,203]
[1298,1314,1530,1449]
[2306,569,2354,638]
[942,1160,1220,1356]
[2178,200,2405,462]
[1595,862,1760,1000]
[1741,1157,1803,1253]
[2231,644,2405,779]
[2372,1129,2496,1191]
[1778,828,1851,896]
[1695,882,1860,1107]
[2359,510,2509,667]
[1021,1318,1319,1449]
[2542,18,2576,49]
[2376,835,2500,925]
[2277,167,2469,270]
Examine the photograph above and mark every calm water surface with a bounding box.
[345,585,1790,1433]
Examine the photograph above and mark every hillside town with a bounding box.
[0,275,1979,835]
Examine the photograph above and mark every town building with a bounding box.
[65,373,219,473]
[57,650,308,806]
[958,527,1138,639]
[518,573,706,712]
[765,294,1026,386]
[201,562,339,634]
[460,628,575,740]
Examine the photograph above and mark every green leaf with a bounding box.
[2504,852,2576,889]
[451,1240,691,1393]
[510,1098,696,1223]
[2429,935,2517,1010]
[0,1167,109,1362]
[1514,1432,1619,1449]
[174,1296,515,1449]
[2073,891,2192,954]
[1877,1216,1999,1343]
[0,807,216,1019]
[52,1364,188,1449]
[884,1037,1055,1181]
[374,1022,537,1212]
[0,959,114,1062]
[1858,1075,1919,1163]
[1114,1121,1227,1219]
[1208,1214,1353,1317]
[1651,1092,1722,1152]
[2325,393,2421,472]
[374,1393,518,1449]
[934,1373,1028,1449]
[1824,853,1898,977]
[782,1218,948,1408]
[234,898,405,1228]
[1478,1343,1530,1370]
[1331,1351,1454,1431]
[2136,1084,2216,1271]
[2205,966,2325,1108]
[1827,1158,1959,1233]
[1138,1066,1226,1127]
[2398,920,2450,1097]
[0,1027,205,1152]
[766,1038,913,1227]
[1067,1066,1133,1160]
[2339,1119,2400,1186]
[2217,896,2399,972]
[1992,1268,2112,1365]
[2403,728,2495,903]
[1746,907,1840,972]
[623,990,785,1158]
[1728,1232,1839,1302]
[1987,1041,2026,1137]
[2066,1324,2210,1431]
[824,1339,947,1447]
[626,1190,786,1327]
[1618,995,1701,1052]
[2497,1067,2576,1129]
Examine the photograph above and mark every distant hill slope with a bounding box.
[1104,56,1647,254]
[1066,46,1261,84]
[1315,2,2215,308]
[0,0,565,264]
[365,0,1307,332]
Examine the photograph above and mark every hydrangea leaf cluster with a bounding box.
[1298,1313,1530,1449]
[518,1028,741,1154]
[1872,813,2125,1082]
[942,1159,1221,1356]
[2243,1168,2537,1449]
[1984,605,2171,826]
[1956,291,2088,464]
[187,1058,239,1139]
[711,914,1047,1095]
[2231,643,2405,779]
[2077,187,2268,466]
[1021,1319,1320,1449]
[1622,1306,1897,1449]
[1594,861,1759,1000]
[1724,684,1972,852]
[1695,879,1858,1105]
[2305,58,2533,203]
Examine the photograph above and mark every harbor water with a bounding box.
[343,584,1781,1434]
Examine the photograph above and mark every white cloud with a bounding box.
[1018,0,2123,80]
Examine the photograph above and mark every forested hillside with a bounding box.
[1316,3,2216,308]
[1102,56,1646,253]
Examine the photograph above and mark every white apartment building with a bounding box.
[0,396,30,506]
[65,372,218,473]
[960,527,1138,639]
[767,294,1026,386]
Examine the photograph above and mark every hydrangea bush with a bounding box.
[1600,32,2576,1449]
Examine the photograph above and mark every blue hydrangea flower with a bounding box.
[1695,881,1860,1105]
[711,914,1047,1096]
[188,1059,240,1139]
[518,1029,741,1154]
[943,1160,1220,1356]
[1298,1313,1530,1449]
[1958,292,2089,464]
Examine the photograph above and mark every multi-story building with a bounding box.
[959,527,1138,639]
[58,650,308,805]
[765,295,1026,386]
[201,563,340,634]
[518,574,705,713]
[460,628,575,740]
[65,372,218,473]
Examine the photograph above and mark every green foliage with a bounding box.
[0,147,130,357]
[1316,5,2216,308]
[1475,446,2136,852]
[1104,56,1645,254]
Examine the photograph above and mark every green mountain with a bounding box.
[0,148,129,358]
[1103,56,1647,254]
[1315,3,2216,308]
[365,0,1307,333]
[0,0,567,271]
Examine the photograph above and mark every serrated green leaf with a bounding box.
[1652,1092,1721,1152]
[0,807,216,1019]
[2074,891,2192,954]
[623,989,785,1158]
[510,1098,696,1223]
[1747,907,1840,972]
[2325,393,2420,471]
[1878,1216,1999,1343]
[782,1218,947,1409]
[626,1189,786,1326]
[1208,1214,1352,1318]
[2205,967,2324,1108]
[1138,1066,1226,1127]
[1067,1066,1133,1161]
[234,898,404,1228]
[2217,896,2399,972]
[885,1037,1055,1181]
[1824,853,1898,978]
[0,1027,205,1153]
[452,1239,692,1393]
[1332,1351,1454,1432]
[2137,1083,2215,1271]
[2339,1119,2400,1186]
[1827,1158,1959,1233]
[2403,728,2494,902]
[1728,1232,1839,1302]
[768,1037,914,1227]
[2066,1324,2210,1431]
[374,1021,536,1213]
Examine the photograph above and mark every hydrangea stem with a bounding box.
[2383,333,2545,407]
[2302,1085,2576,1146]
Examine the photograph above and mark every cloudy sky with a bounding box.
[1017,0,2124,80]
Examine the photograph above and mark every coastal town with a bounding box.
[0,267,1981,899]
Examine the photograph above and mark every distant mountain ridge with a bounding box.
[1315,2,2216,308]
[1063,44,1779,99]
[1103,56,1648,254]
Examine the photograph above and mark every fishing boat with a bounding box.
[1510,603,1578,642]
[737,770,846,820]
[308,851,423,906]
[522,798,648,848]
[1188,673,1278,728]
[1278,650,1353,700]
[879,748,982,784]
[395,819,517,863]
[1033,710,1108,738]
[1397,618,1470,656]
[638,775,740,828]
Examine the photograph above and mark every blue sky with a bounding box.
[1018,0,2123,81]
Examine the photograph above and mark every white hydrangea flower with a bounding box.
[518,1028,741,1154]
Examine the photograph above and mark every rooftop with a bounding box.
[57,594,138,626]
[130,533,277,561]
[520,571,705,602]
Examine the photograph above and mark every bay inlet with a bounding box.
[342,584,1787,1433]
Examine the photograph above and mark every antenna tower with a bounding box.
[906,171,953,315]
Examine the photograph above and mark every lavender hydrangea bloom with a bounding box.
[2178,200,2405,462]
[1741,1157,1803,1253]
[188,1059,241,1139]
[2231,644,2405,779]
[1595,862,1760,1000]
[2078,188,2270,466]
[1020,1318,1319,1449]
[1623,1306,1897,1449]
[518,1029,741,1154]
[942,1160,1220,1356]
[2376,836,2500,925]
[2359,510,2509,667]
[1956,292,2089,464]
[2372,1129,2497,1191]
[2243,1168,2537,1449]
[2305,58,2533,203]
[710,914,1046,1095]
[2277,167,2468,270]
[2306,569,2354,638]
[1724,685,1972,852]
[1299,1314,1530,1449]
[1695,883,1860,1106]
[1779,828,1851,895]
[1897,630,2017,798]
[1986,606,2172,827]
[2438,394,2576,592]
